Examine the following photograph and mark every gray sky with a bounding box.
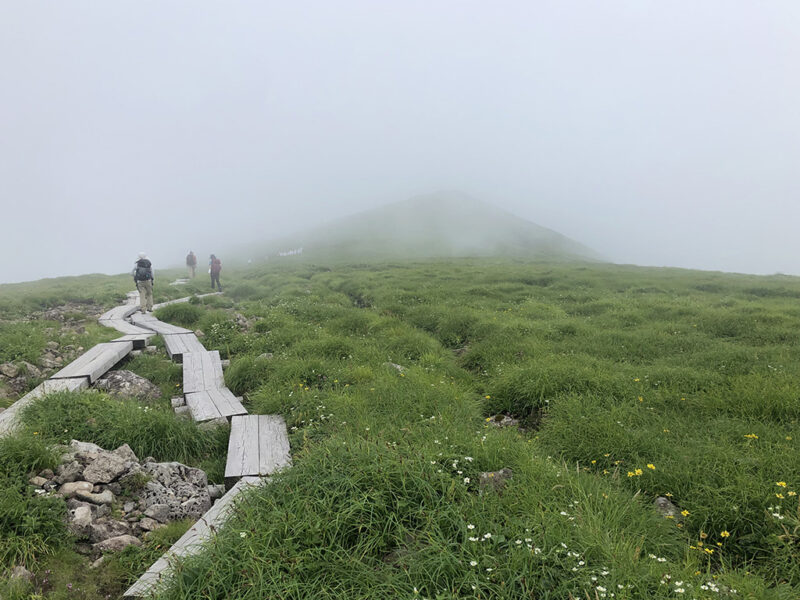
[1,1,799,283]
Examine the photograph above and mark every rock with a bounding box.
[487,414,520,428]
[29,476,48,487]
[70,440,105,454]
[139,461,211,521]
[90,556,105,569]
[194,329,205,338]
[89,518,130,543]
[107,482,122,495]
[207,484,226,500]
[38,468,55,480]
[19,361,42,379]
[123,501,136,513]
[46,341,59,351]
[145,345,158,354]
[93,534,141,553]
[654,496,684,521]
[55,460,84,484]
[479,468,513,493]
[258,352,273,360]
[8,565,34,582]
[76,489,115,505]
[383,362,405,372]
[144,503,171,523]
[114,443,139,462]
[174,405,191,418]
[199,417,227,430]
[94,370,161,402]
[69,506,94,538]
[130,350,143,357]
[59,481,94,497]
[83,453,130,484]
[39,356,60,369]
[171,397,186,408]
[0,363,19,378]
[139,517,161,531]
[221,359,230,369]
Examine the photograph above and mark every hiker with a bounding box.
[132,252,154,312]
[186,250,197,278]
[209,254,222,291]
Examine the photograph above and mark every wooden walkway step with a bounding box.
[108,333,154,349]
[123,477,266,598]
[182,351,224,393]
[0,378,89,436]
[130,313,193,335]
[99,303,140,322]
[51,341,133,384]
[225,415,291,484]
[99,318,154,336]
[163,333,206,363]
[185,388,247,423]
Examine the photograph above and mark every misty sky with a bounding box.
[1,2,799,283]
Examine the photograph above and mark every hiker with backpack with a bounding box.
[132,252,155,312]
[186,250,197,278]
[209,254,222,291]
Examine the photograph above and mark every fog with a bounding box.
[1,2,799,284]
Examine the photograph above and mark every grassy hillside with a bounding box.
[2,259,800,599]
[247,192,599,262]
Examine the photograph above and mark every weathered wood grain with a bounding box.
[130,313,192,335]
[182,351,224,393]
[163,333,206,362]
[225,415,291,481]
[51,342,133,384]
[99,319,154,336]
[123,477,266,598]
[108,333,154,349]
[184,389,246,422]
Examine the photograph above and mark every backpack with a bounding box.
[134,259,152,281]
[210,258,222,274]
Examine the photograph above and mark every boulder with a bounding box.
[139,517,161,531]
[654,496,684,521]
[113,443,139,463]
[93,534,141,553]
[83,452,130,484]
[39,356,60,369]
[89,518,130,543]
[68,506,94,538]
[479,468,513,493]
[19,361,42,379]
[95,370,161,402]
[59,481,94,498]
[46,341,60,351]
[29,476,48,487]
[8,565,34,582]
[208,484,226,500]
[70,440,105,454]
[55,460,84,484]
[144,503,171,523]
[0,363,19,378]
[76,489,115,505]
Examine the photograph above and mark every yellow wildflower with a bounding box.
[776,493,785,499]
[776,481,787,487]
[699,532,708,539]
[720,531,730,538]
[681,510,690,517]
[647,464,656,470]
[743,434,759,439]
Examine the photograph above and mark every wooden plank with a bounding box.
[208,388,247,419]
[0,378,89,437]
[99,319,153,336]
[182,351,223,393]
[258,415,292,476]
[163,334,206,362]
[185,391,223,422]
[109,334,154,349]
[130,312,193,335]
[225,415,260,481]
[123,477,266,598]
[99,303,140,321]
[51,342,133,384]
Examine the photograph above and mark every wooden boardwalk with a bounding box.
[163,333,206,362]
[225,415,291,483]
[50,341,133,384]
[123,477,266,598]
[130,312,193,335]
[185,388,247,423]
[182,351,225,393]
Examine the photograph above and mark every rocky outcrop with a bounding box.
[95,370,161,403]
[28,439,216,556]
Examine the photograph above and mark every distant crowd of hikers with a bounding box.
[131,251,223,313]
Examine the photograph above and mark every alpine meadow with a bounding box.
[1,253,799,599]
